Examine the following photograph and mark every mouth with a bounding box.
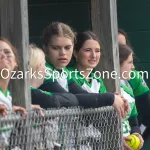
[57,58,68,63]
[88,60,96,63]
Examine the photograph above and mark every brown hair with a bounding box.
[119,44,133,66]
[43,22,75,54]
[74,31,100,52]
[0,37,19,70]
[118,29,131,46]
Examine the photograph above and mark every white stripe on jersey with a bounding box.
[82,79,100,93]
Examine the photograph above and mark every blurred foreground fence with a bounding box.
[0,106,123,150]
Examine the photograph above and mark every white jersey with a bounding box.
[0,89,12,148]
[82,79,100,93]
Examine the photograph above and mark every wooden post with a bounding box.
[91,0,120,92]
[0,0,31,109]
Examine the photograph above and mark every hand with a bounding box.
[121,96,129,115]
[123,136,132,150]
[31,105,44,116]
[12,105,27,119]
[113,94,126,118]
[132,133,144,150]
[0,104,8,117]
[114,92,129,116]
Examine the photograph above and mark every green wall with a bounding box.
[28,0,150,86]
[28,0,91,47]
[117,0,150,86]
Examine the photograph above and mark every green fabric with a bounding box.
[128,70,149,97]
[121,84,138,118]
[120,84,134,98]
[68,66,106,93]
[30,86,53,96]
[121,83,138,136]
[0,88,10,97]
[45,62,74,83]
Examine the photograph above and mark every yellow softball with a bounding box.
[126,134,140,150]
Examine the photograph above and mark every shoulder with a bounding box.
[128,70,149,96]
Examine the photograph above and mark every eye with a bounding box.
[65,45,72,50]
[5,50,11,54]
[84,48,91,52]
[52,46,58,50]
[95,49,100,53]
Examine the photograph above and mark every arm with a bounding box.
[31,89,60,109]
[129,117,141,134]
[54,93,79,107]
[135,92,150,126]
[39,81,68,93]
[0,104,8,117]
[75,92,114,108]
[31,89,79,109]
[68,81,89,94]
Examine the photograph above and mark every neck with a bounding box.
[0,78,10,93]
[30,79,42,89]
[76,64,92,80]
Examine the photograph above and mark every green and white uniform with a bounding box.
[0,88,12,148]
[69,67,138,136]
[45,62,73,91]
[68,66,106,93]
[128,70,149,97]
[122,70,149,132]
[121,70,149,97]
[120,83,138,136]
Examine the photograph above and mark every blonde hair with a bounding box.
[29,44,45,72]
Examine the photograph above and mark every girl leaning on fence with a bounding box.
[68,31,144,150]
[0,38,45,149]
[39,21,129,118]
[118,29,150,149]
[0,37,27,148]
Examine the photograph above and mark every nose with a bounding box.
[132,64,135,70]
[91,51,96,58]
[59,48,66,55]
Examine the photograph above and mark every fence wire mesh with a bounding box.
[0,106,123,150]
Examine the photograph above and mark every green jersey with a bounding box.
[128,70,149,97]
[30,86,53,96]
[68,66,106,93]
[44,62,73,92]
[68,66,138,136]
[121,83,138,136]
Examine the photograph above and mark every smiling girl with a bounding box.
[39,22,128,118]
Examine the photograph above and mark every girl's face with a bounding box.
[74,40,101,69]
[47,36,73,69]
[120,53,135,80]
[118,34,126,45]
[0,41,17,72]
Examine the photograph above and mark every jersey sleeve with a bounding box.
[31,89,60,109]
[40,81,68,93]
[68,81,89,94]
[128,70,149,97]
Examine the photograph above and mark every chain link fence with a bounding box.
[0,106,123,150]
